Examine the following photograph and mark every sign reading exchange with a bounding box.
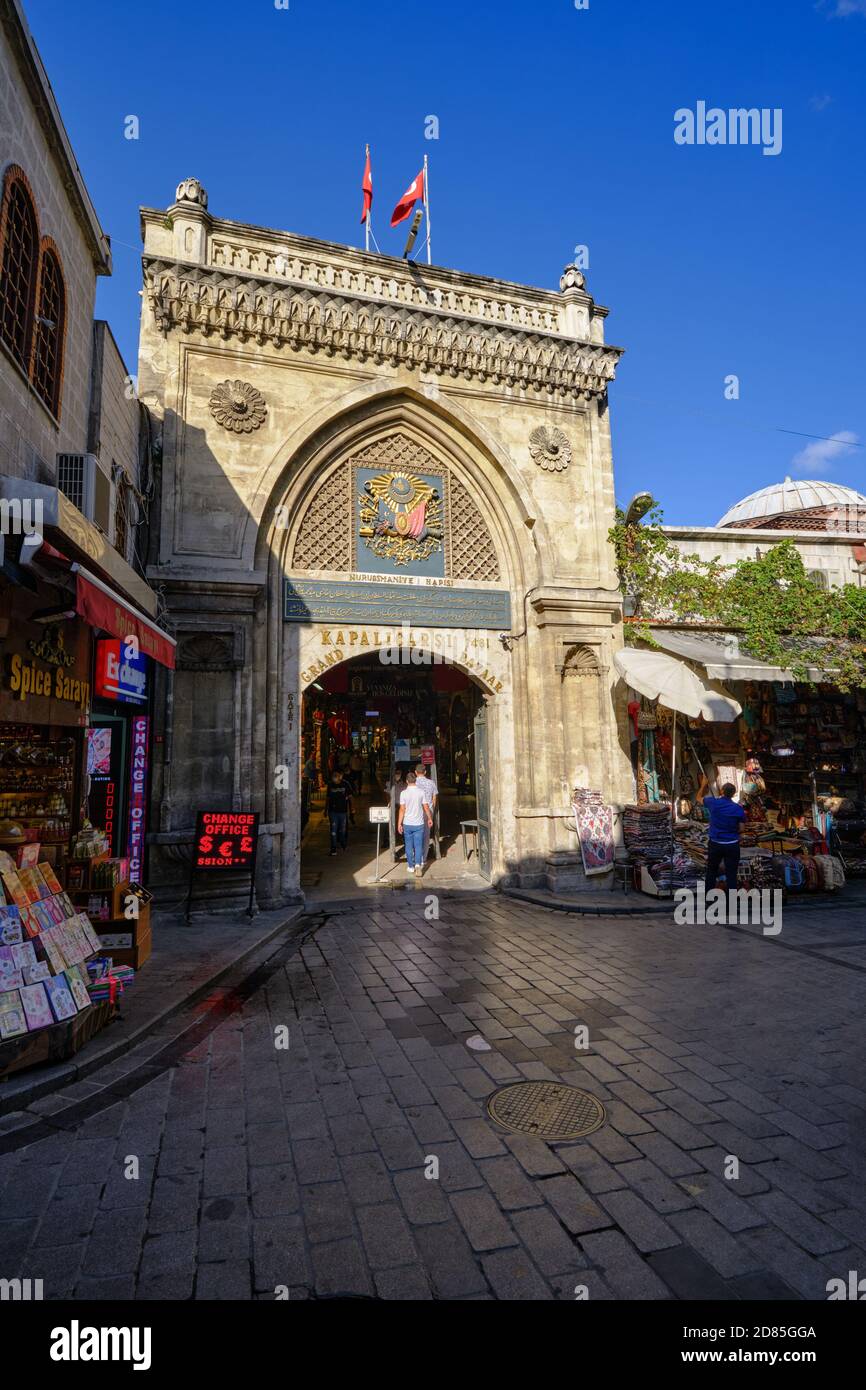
[284,579,511,630]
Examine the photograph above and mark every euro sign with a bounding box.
[219,840,234,857]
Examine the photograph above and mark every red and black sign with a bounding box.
[193,811,260,870]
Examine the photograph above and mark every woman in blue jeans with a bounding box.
[397,772,433,877]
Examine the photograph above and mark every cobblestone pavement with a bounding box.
[2,893,866,1301]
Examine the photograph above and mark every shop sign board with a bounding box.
[95,639,148,704]
[188,811,261,920]
[193,811,260,870]
[369,806,390,823]
[86,721,125,857]
[127,716,149,883]
[0,608,91,726]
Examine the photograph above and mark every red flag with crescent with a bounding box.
[390,169,425,227]
[360,148,373,224]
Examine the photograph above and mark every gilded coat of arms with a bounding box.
[358,470,444,567]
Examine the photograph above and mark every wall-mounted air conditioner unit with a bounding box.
[56,453,115,542]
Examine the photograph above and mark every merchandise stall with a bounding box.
[615,636,856,897]
[0,851,135,1076]
[0,579,155,1077]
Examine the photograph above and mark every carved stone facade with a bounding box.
[138,179,633,905]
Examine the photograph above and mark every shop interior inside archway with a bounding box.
[299,649,487,896]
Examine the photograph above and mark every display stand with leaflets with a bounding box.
[0,854,125,1078]
[66,856,153,969]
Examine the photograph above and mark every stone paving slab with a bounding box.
[0,892,864,1300]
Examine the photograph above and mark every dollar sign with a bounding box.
[199,834,213,852]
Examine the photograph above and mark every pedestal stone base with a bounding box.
[544,852,611,894]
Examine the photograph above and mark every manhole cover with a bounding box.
[486,1081,605,1140]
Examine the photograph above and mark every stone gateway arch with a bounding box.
[138,179,633,905]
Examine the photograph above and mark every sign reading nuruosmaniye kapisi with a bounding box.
[283,578,512,630]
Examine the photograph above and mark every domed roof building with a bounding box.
[718,477,866,532]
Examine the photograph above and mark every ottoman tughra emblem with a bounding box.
[209,379,268,433]
[358,470,443,567]
[529,425,571,472]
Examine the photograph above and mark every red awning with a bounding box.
[74,567,176,670]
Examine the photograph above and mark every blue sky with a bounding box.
[24,0,866,524]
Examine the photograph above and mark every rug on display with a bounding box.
[571,788,614,875]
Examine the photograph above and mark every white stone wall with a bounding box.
[665,525,866,590]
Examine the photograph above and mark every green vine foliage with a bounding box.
[609,503,866,690]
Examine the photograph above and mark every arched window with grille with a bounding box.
[32,240,66,417]
[0,166,39,372]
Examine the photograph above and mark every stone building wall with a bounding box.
[138,179,634,904]
[665,525,866,591]
[0,6,110,479]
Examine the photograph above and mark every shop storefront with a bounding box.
[0,550,172,1077]
[614,631,858,898]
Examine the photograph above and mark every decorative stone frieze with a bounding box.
[142,257,622,399]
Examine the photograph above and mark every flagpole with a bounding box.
[365,144,370,253]
[424,154,431,265]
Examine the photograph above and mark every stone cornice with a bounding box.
[142,253,623,400]
[530,588,624,619]
[141,205,607,333]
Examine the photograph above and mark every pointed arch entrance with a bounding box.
[255,391,526,903]
[298,644,493,896]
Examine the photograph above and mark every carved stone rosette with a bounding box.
[529,425,571,472]
[209,379,268,433]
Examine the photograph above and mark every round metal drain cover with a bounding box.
[486,1081,605,1141]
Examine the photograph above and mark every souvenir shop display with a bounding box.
[0,850,137,1077]
[0,727,76,876]
[621,802,696,897]
[623,676,857,897]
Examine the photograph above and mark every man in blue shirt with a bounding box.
[697,772,746,900]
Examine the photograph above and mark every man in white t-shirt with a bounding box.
[415,763,438,863]
[398,772,433,877]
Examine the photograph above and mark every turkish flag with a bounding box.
[360,149,372,224]
[390,168,424,227]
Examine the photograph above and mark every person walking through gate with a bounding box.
[349,748,365,795]
[454,747,469,795]
[325,771,352,855]
[697,772,745,910]
[398,771,433,878]
[415,762,438,863]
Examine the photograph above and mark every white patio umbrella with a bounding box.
[613,647,742,722]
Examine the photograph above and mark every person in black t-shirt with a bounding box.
[325,772,352,854]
